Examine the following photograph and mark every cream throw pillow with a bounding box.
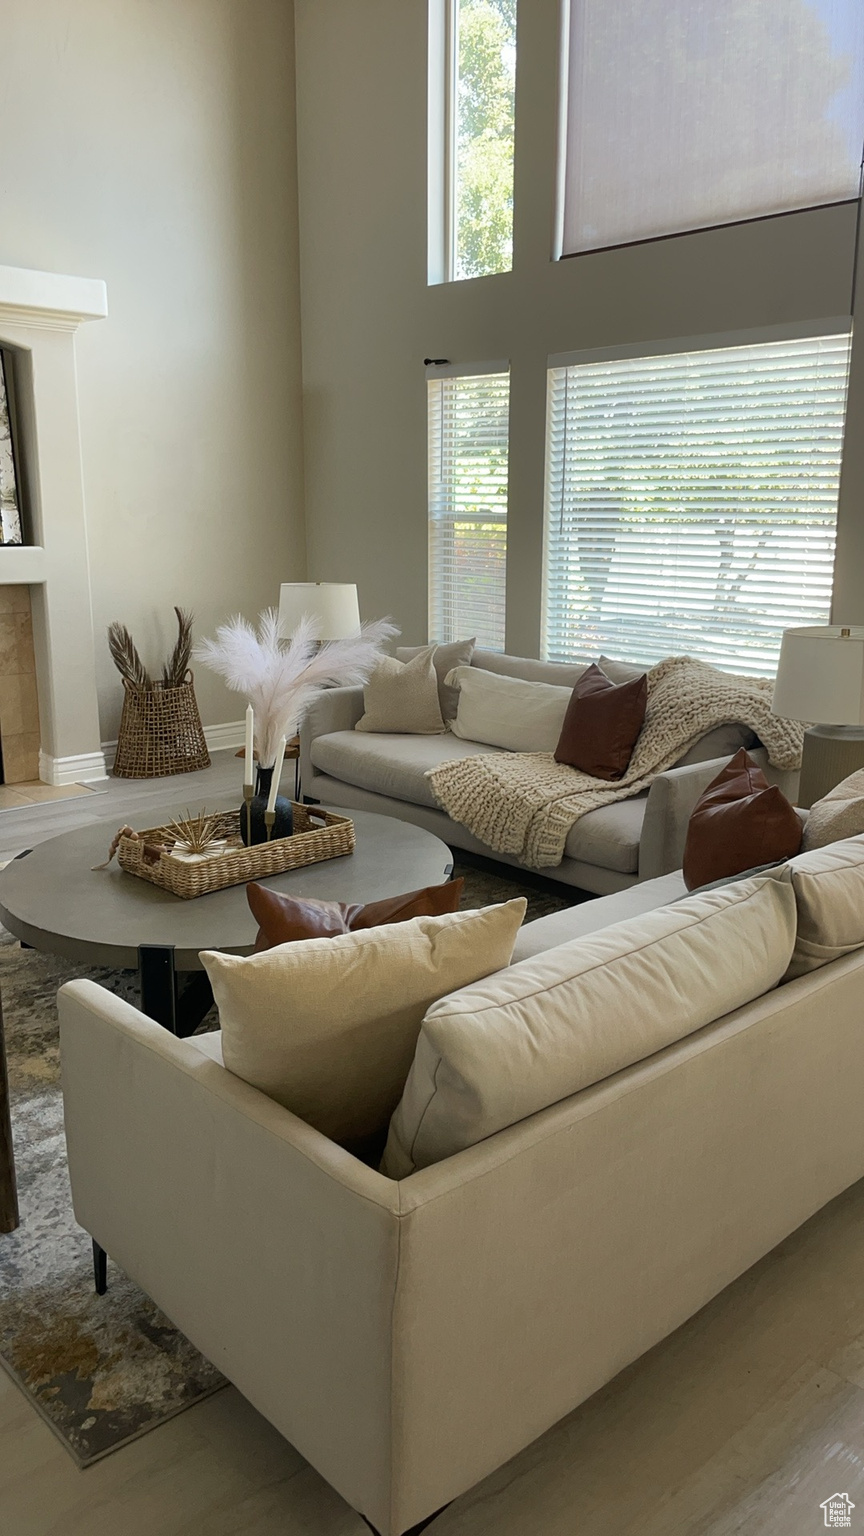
[356,647,445,734]
[783,833,864,979]
[201,900,526,1145]
[447,665,573,752]
[396,638,476,720]
[803,770,864,851]
[382,875,796,1177]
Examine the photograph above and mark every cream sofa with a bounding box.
[300,648,796,893]
[60,853,864,1536]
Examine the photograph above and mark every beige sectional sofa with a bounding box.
[59,838,864,1536]
[300,648,796,893]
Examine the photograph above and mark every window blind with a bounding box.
[428,368,510,649]
[542,333,851,677]
[561,0,864,255]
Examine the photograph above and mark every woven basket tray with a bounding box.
[117,803,355,898]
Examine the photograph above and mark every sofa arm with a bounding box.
[639,749,802,880]
[59,978,402,1532]
[300,685,364,791]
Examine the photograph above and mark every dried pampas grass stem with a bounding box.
[161,607,194,690]
[107,623,152,690]
[194,608,397,766]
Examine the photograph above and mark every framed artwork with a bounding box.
[0,351,23,546]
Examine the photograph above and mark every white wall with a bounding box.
[294,0,860,654]
[0,0,306,738]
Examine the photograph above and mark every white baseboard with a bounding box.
[100,720,245,773]
[39,748,109,786]
[202,720,245,753]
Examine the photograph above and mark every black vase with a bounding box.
[240,764,294,846]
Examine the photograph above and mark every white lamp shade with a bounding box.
[277,583,360,642]
[772,625,864,726]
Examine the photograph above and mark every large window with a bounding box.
[542,331,852,676]
[560,0,864,255]
[429,0,516,282]
[428,365,510,648]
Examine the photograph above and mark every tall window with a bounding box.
[560,0,864,255]
[542,331,851,676]
[428,365,510,648]
[429,0,516,282]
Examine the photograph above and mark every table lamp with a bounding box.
[277,583,360,641]
[772,624,864,807]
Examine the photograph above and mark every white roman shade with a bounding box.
[560,0,864,255]
[542,331,852,677]
[428,364,509,649]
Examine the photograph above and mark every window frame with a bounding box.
[427,359,511,650]
[428,0,517,284]
[540,319,853,674]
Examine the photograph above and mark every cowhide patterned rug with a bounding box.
[0,858,578,1464]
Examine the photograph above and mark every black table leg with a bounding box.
[93,1240,107,1295]
[361,1506,449,1535]
[0,991,19,1234]
[139,944,178,1033]
[138,945,214,1038]
[176,971,215,1037]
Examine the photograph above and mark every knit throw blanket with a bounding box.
[425,656,804,869]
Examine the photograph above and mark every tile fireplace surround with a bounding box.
[0,585,39,782]
[0,264,108,785]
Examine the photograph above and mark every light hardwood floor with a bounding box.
[1,752,864,1535]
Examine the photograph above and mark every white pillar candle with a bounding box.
[266,736,287,814]
[244,705,255,788]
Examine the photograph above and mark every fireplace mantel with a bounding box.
[0,263,108,783]
[0,263,107,333]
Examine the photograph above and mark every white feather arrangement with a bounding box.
[194,608,397,766]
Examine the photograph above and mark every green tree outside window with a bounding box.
[454,0,516,279]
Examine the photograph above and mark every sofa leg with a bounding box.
[361,1507,449,1535]
[92,1240,107,1295]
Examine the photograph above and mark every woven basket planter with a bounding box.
[113,673,211,779]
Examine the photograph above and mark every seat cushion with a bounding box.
[511,870,687,963]
[382,874,797,1176]
[310,730,501,807]
[563,793,647,873]
[188,1030,223,1065]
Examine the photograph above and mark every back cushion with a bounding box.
[382,874,797,1176]
[472,649,589,687]
[674,723,758,766]
[598,659,756,765]
[448,666,573,752]
[785,834,864,980]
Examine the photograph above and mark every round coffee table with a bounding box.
[0,800,452,1231]
[0,798,452,1030]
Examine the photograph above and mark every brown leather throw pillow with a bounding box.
[682,749,802,891]
[554,662,648,780]
[247,877,465,953]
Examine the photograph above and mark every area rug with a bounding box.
[0,859,577,1466]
